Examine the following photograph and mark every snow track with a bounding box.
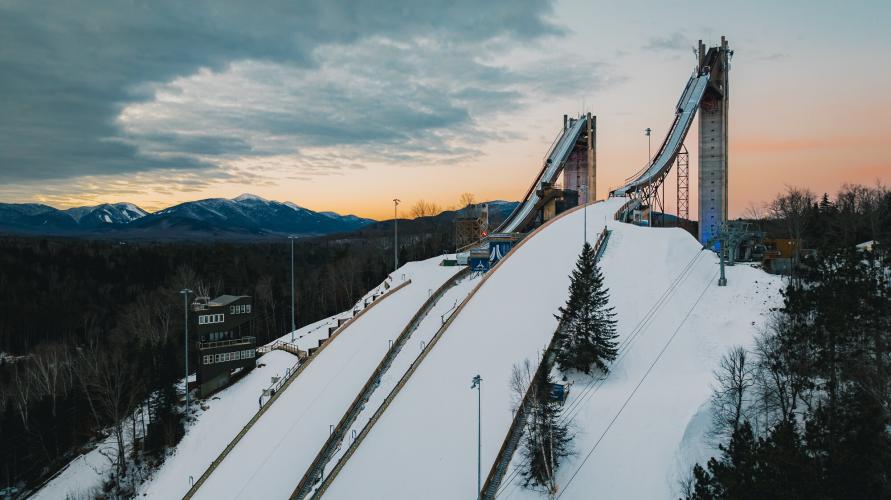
[188,256,463,500]
[322,199,626,500]
[321,199,781,500]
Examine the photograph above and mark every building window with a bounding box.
[233,351,241,360]
[230,305,236,314]
[246,305,252,314]
[215,354,222,363]
[203,355,211,364]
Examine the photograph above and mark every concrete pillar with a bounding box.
[698,38,730,245]
[587,113,596,202]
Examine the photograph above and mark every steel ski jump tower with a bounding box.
[697,36,731,245]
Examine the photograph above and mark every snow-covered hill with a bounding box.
[321,198,782,500]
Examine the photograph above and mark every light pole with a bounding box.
[180,288,192,412]
[393,198,400,272]
[644,127,652,161]
[289,235,297,342]
[471,374,482,500]
[580,184,588,245]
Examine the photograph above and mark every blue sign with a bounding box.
[489,240,514,265]
[469,255,489,273]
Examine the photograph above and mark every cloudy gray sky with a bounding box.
[1,0,888,218]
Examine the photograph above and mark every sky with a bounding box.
[0,0,888,220]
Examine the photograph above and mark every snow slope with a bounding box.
[500,216,783,499]
[324,198,783,500]
[312,271,480,493]
[324,199,624,499]
[191,256,463,500]
[34,351,299,500]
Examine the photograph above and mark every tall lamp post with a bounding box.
[393,198,400,272]
[471,374,482,500]
[644,127,652,161]
[180,288,192,412]
[580,184,588,245]
[289,235,297,341]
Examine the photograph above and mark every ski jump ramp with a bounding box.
[610,72,709,198]
[496,116,588,234]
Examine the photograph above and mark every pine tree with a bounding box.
[521,372,572,493]
[554,242,618,374]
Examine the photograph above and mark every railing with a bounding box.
[480,226,610,499]
[613,197,640,221]
[198,336,256,350]
[291,267,471,499]
[257,340,307,359]
[182,279,411,500]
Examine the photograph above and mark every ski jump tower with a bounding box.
[697,36,731,245]
[607,37,731,245]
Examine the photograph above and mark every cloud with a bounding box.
[0,0,565,184]
[643,32,691,52]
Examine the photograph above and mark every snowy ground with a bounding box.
[32,352,298,500]
[191,256,463,500]
[312,271,479,493]
[34,264,416,500]
[500,219,783,499]
[323,199,783,500]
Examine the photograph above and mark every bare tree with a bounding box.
[743,202,767,232]
[769,186,815,267]
[710,346,756,440]
[10,363,33,431]
[459,192,477,209]
[78,341,142,483]
[410,200,442,219]
[30,343,71,418]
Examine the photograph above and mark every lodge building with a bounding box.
[191,294,256,396]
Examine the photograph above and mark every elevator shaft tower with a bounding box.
[697,36,731,245]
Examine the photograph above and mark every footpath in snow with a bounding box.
[191,256,463,500]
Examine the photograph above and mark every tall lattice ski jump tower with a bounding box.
[697,36,731,245]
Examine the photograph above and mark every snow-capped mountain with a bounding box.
[0,195,374,239]
[64,203,148,227]
[138,193,374,236]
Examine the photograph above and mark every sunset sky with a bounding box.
[1,0,888,220]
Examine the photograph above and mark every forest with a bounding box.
[686,183,891,499]
[0,210,455,496]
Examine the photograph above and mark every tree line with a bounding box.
[0,218,454,496]
[685,204,890,498]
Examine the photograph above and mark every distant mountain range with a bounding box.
[0,194,375,240]
[0,195,520,241]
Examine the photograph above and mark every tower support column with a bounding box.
[698,37,730,244]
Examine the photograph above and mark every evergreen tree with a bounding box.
[521,372,572,493]
[554,242,618,374]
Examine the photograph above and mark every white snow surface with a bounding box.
[313,271,480,493]
[191,256,463,500]
[324,198,783,500]
[34,351,298,500]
